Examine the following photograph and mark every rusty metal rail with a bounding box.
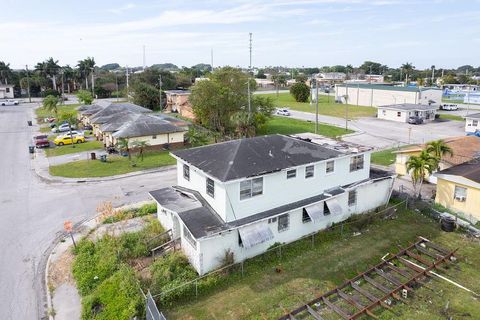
[279,237,458,320]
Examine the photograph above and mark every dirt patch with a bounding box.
[48,249,75,291]
[129,256,154,281]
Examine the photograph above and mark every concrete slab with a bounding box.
[51,283,81,320]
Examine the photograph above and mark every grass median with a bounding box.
[45,140,104,157]
[258,116,353,137]
[371,148,397,166]
[49,151,175,178]
[265,92,377,119]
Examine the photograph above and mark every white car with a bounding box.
[52,123,76,133]
[441,104,458,111]
[276,108,291,116]
[58,130,82,137]
[0,99,19,106]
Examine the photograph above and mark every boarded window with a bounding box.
[473,120,479,126]
[240,177,263,200]
[206,178,214,198]
[305,165,314,178]
[454,186,467,201]
[350,155,364,172]
[326,160,335,173]
[183,225,196,249]
[286,169,296,179]
[302,208,311,223]
[183,164,190,181]
[348,190,357,206]
[278,213,289,232]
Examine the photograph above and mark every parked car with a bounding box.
[408,116,424,125]
[0,99,19,106]
[440,104,459,111]
[33,135,50,148]
[83,124,93,131]
[276,108,291,116]
[53,135,85,146]
[52,123,75,133]
[58,130,82,137]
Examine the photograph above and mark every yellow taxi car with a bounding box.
[53,135,85,146]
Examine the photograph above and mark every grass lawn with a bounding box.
[44,140,104,157]
[49,151,175,178]
[265,92,377,119]
[35,103,81,121]
[165,207,480,319]
[371,148,397,166]
[438,113,464,121]
[258,116,353,137]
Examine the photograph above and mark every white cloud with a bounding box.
[108,3,136,15]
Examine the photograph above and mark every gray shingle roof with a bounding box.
[89,103,151,124]
[172,135,343,182]
[379,103,438,111]
[466,113,480,119]
[436,161,480,184]
[111,114,186,138]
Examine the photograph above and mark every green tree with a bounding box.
[426,140,453,170]
[76,90,93,105]
[59,111,78,148]
[42,95,60,117]
[77,57,96,90]
[185,127,209,147]
[116,138,131,161]
[132,140,150,161]
[401,62,415,83]
[231,111,255,138]
[406,150,437,198]
[0,61,13,85]
[132,82,159,110]
[295,74,308,83]
[290,82,310,102]
[359,61,383,75]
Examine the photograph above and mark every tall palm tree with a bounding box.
[231,111,255,138]
[401,62,414,84]
[406,150,437,198]
[132,140,150,161]
[45,57,60,90]
[0,61,13,85]
[426,140,453,170]
[42,95,59,117]
[77,57,96,91]
[116,138,131,160]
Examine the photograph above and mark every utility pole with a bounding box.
[61,69,65,105]
[143,45,146,70]
[315,79,319,134]
[248,32,252,120]
[91,68,95,96]
[25,65,31,103]
[211,48,214,72]
[431,65,435,86]
[345,83,349,131]
[159,75,163,110]
[126,66,129,102]
[115,73,119,102]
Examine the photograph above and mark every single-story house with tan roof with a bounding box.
[394,136,480,183]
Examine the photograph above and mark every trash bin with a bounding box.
[100,155,107,162]
[90,152,96,160]
[27,121,32,126]
[29,146,35,154]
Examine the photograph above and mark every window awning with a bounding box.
[304,203,324,221]
[326,198,343,215]
[238,223,274,249]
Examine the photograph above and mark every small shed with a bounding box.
[377,103,437,123]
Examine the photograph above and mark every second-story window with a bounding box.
[183,164,190,181]
[240,177,263,200]
[206,178,215,198]
[286,169,296,179]
[326,160,335,173]
[350,155,364,172]
[305,165,314,178]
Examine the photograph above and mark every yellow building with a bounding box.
[434,161,480,222]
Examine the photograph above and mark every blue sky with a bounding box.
[1,0,479,70]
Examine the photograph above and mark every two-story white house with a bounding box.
[149,134,396,275]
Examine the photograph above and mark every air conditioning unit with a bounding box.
[455,196,466,202]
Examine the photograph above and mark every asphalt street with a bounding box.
[0,103,177,319]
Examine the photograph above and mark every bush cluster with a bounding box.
[103,202,157,224]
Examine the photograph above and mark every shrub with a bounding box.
[289,82,310,102]
[81,266,143,320]
[102,203,157,224]
[43,89,61,97]
[76,90,94,105]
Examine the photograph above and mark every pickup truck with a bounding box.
[33,135,50,148]
[0,99,19,106]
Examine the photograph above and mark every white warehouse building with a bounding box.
[150,135,396,275]
[335,83,443,107]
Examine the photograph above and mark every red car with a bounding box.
[33,135,50,148]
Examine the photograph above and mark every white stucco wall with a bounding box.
[110,131,185,147]
[336,86,419,107]
[377,108,436,123]
[0,86,14,99]
[465,118,480,133]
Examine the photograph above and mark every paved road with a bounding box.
[0,103,177,319]
[285,109,466,149]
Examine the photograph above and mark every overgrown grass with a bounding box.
[49,151,175,178]
[103,203,157,224]
[45,140,104,157]
[164,208,480,319]
[371,148,397,166]
[258,116,353,137]
[35,103,81,121]
[264,92,377,118]
[438,113,464,121]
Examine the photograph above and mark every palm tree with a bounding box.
[406,150,437,198]
[59,111,78,148]
[116,138,131,160]
[77,57,96,91]
[132,140,150,161]
[0,61,13,85]
[45,57,60,90]
[231,111,255,138]
[426,140,453,171]
[42,95,59,117]
[401,62,414,84]
[185,126,209,147]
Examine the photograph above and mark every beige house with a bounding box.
[377,104,437,123]
[335,84,443,107]
[164,90,194,120]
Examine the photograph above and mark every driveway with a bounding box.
[285,109,466,149]
[0,103,177,319]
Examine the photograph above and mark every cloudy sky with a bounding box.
[1,0,479,70]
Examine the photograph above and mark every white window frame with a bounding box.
[305,165,314,179]
[286,169,296,179]
[473,120,479,126]
[278,213,289,232]
[454,185,467,201]
[326,160,335,174]
[183,164,190,181]
[348,190,357,206]
[240,177,263,200]
[206,178,215,198]
[350,155,364,172]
